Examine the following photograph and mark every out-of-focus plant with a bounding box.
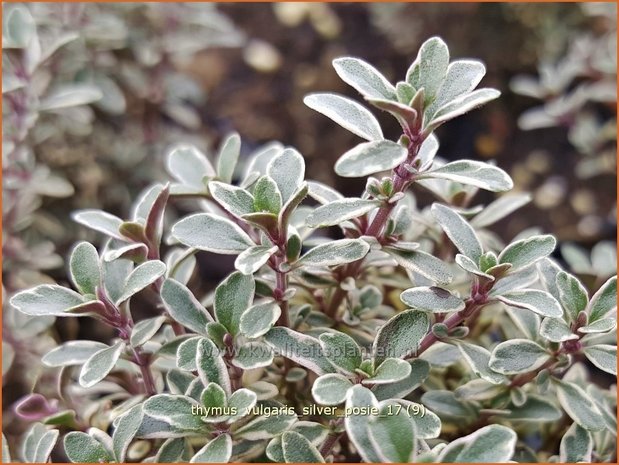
[511,3,617,179]
[7,37,617,463]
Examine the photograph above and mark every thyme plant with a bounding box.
[7,37,617,463]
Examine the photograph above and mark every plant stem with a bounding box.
[319,418,345,457]
[132,347,157,395]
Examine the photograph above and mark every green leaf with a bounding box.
[235,401,298,440]
[42,341,109,367]
[373,359,430,401]
[334,140,408,178]
[177,337,200,371]
[417,36,449,102]
[498,234,557,271]
[208,182,255,217]
[69,242,101,295]
[364,358,412,385]
[307,181,344,204]
[368,401,416,463]
[400,286,465,313]
[33,429,60,463]
[217,132,241,184]
[456,342,507,384]
[588,276,617,322]
[39,84,103,111]
[197,338,231,395]
[232,341,274,370]
[167,144,215,189]
[455,254,494,281]
[501,394,562,422]
[130,316,167,347]
[112,404,143,462]
[384,247,453,284]
[161,279,212,335]
[470,193,531,228]
[10,285,94,316]
[298,239,370,267]
[226,389,258,422]
[64,431,111,463]
[431,203,483,263]
[312,373,353,406]
[332,57,397,100]
[583,345,617,375]
[201,382,227,410]
[190,434,232,463]
[282,431,325,463]
[264,327,335,375]
[116,260,166,305]
[214,272,255,336]
[428,59,486,117]
[560,423,593,462]
[172,213,254,254]
[304,93,383,141]
[419,160,513,192]
[556,380,606,431]
[319,331,362,375]
[239,301,281,338]
[428,88,501,130]
[489,339,550,375]
[72,209,124,240]
[368,98,418,130]
[156,438,188,462]
[143,394,205,432]
[3,4,36,48]
[540,318,578,343]
[373,309,429,366]
[344,386,382,462]
[497,289,563,318]
[267,423,328,463]
[267,148,305,203]
[235,245,277,276]
[438,425,516,462]
[253,175,282,214]
[306,198,380,228]
[578,318,616,334]
[79,341,125,388]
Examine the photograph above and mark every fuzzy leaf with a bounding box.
[428,88,501,129]
[498,234,557,271]
[216,133,241,184]
[489,339,549,375]
[42,341,109,367]
[384,247,453,284]
[143,394,204,432]
[501,395,562,422]
[556,380,606,431]
[364,358,412,385]
[79,341,125,388]
[428,59,486,116]
[373,359,430,401]
[232,342,274,370]
[431,203,483,262]
[214,272,254,336]
[130,316,167,347]
[304,93,383,141]
[333,57,397,100]
[588,276,617,322]
[419,160,512,192]
[267,148,305,203]
[190,434,232,463]
[112,405,143,462]
[439,425,516,462]
[400,286,465,313]
[368,401,416,463]
[312,374,353,406]
[497,289,563,318]
[470,193,531,228]
[167,144,215,188]
[10,285,91,316]
[235,401,298,440]
[116,260,166,305]
[560,423,593,463]
[417,36,449,101]
[345,386,382,462]
[161,279,212,334]
[32,429,59,463]
[239,301,281,338]
[197,338,231,395]
[235,245,277,275]
[72,210,124,240]
[540,318,578,343]
[556,271,589,323]
[456,342,507,384]
[172,213,254,254]
[209,182,254,217]
[373,309,429,366]
[264,327,335,375]
[319,332,362,375]
[253,175,282,214]
[282,431,325,463]
[334,140,407,178]
[306,199,380,228]
[64,431,111,463]
[583,345,617,375]
[298,239,370,267]
[39,84,103,111]
[69,242,101,295]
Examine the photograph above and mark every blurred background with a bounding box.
[2,1,616,453]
